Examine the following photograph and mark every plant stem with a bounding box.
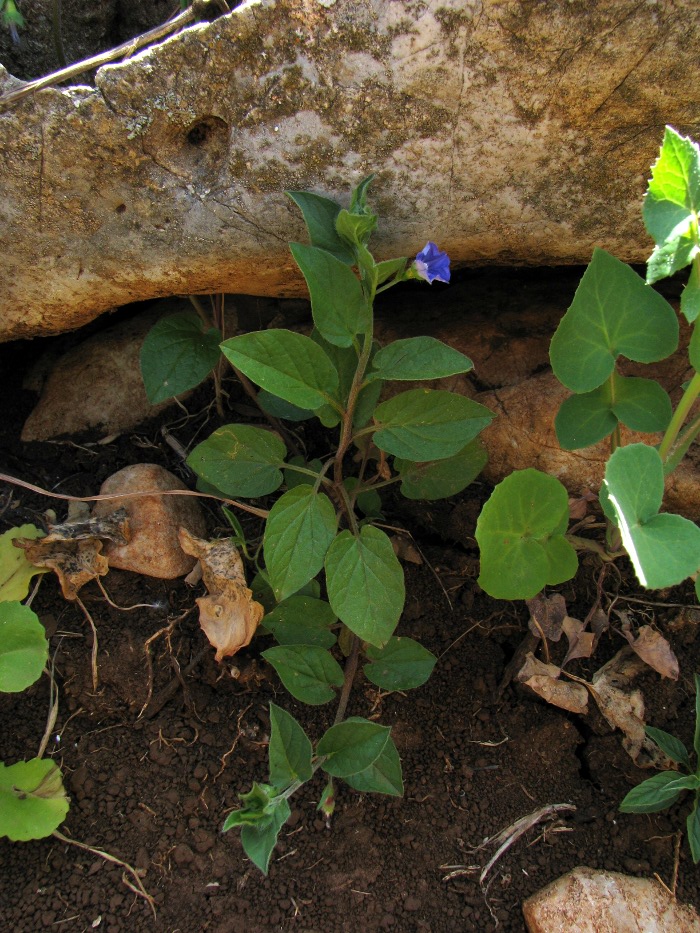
[658,370,700,464]
[334,635,361,725]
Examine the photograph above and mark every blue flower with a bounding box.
[413,242,451,284]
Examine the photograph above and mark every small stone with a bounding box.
[523,866,700,933]
[92,464,206,578]
[172,844,194,867]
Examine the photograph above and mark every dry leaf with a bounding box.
[178,528,264,662]
[526,593,567,642]
[517,652,588,714]
[619,623,679,681]
[561,616,596,667]
[12,510,127,600]
[390,535,423,565]
[590,648,670,768]
[14,536,109,600]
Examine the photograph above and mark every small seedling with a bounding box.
[620,673,700,863]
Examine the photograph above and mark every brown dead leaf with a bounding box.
[526,593,567,642]
[390,535,423,565]
[590,648,671,768]
[179,528,264,662]
[14,536,109,600]
[561,616,596,667]
[619,623,679,681]
[13,508,129,600]
[516,652,589,714]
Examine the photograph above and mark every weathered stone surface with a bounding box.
[1,0,699,340]
[92,464,208,578]
[523,866,700,933]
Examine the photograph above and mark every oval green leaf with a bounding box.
[140,311,222,404]
[317,718,391,778]
[344,735,403,796]
[325,526,405,648]
[285,190,354,263]
[395,438,487,500]
[264,487,338,602]
[373,389,494,461]
[368,337,473,382]
[289,243,370,347]
[475,469,578,600]
[263,596,337,648]
[619,770,692,814]
[364,637,436,691]
[0,602,48,693]
[187,424,286,497]
[0,759,70,840]
[268,703,313,787]
[221,330,339,410]
[262,645,343,705]
[550,249,679,393]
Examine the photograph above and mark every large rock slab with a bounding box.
[1,0,699,340]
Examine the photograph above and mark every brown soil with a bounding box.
[1,278,700,933]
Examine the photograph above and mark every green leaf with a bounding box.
[350,174,375,214]
[289,244,370,348]
[140,312,222,404]
[690,323,700,372]
[0,759,69,841]
[268,703,313,786]
[240,798,291,874]
[681,261,700,324]
[257,390,315,422]
[187,424,286,497]
[325,526,405,648]
[395,438,487,500]
[264,487,338,602]
[0,602,48,693]
[645,727,691,770]
[373,389,494,461]
[285,190,354,263]
[368,337,473,382]
[344,735,403,796]
[550,249,679,393]
[643,127,700,282]
[221,330,339,410]
[604,444,700,588]
[555,376,672,450]
[476,469,578,600]
[263,596,337,648]
[317,718,391,778]
[0,524,47,602]
[335,209,377,248]
[620,771,694,813]
[284,457,324,490]
[364,637,436,691]
[251,571,276,614]
[262,645,344,705]
[687,801,700,864]
[224,782,280,828]
[375,257,408,286]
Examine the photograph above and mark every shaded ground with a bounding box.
[1,277,699,932]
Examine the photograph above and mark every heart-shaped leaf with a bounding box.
[367,337,473,382]
[364,637,436,691]
[187,424,286,497]
[0,602,48,693]
[550,249,678,393]
[604,444,700,588]
[262,596,337,648]
[476,469,578,600]
[0,759,69,840]
[344,735,403,796]
[317,718,391,778]
[395,438,487,500]
[140,312,222,404]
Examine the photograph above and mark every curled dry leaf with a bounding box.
[390,535,423,565]
[526,593,567,642]
[561,616,596,667]
[178,527,264,663]
[12,510,128,600]
[517,652,589,714]
[619,623,679,681]
[590,648,670,769]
